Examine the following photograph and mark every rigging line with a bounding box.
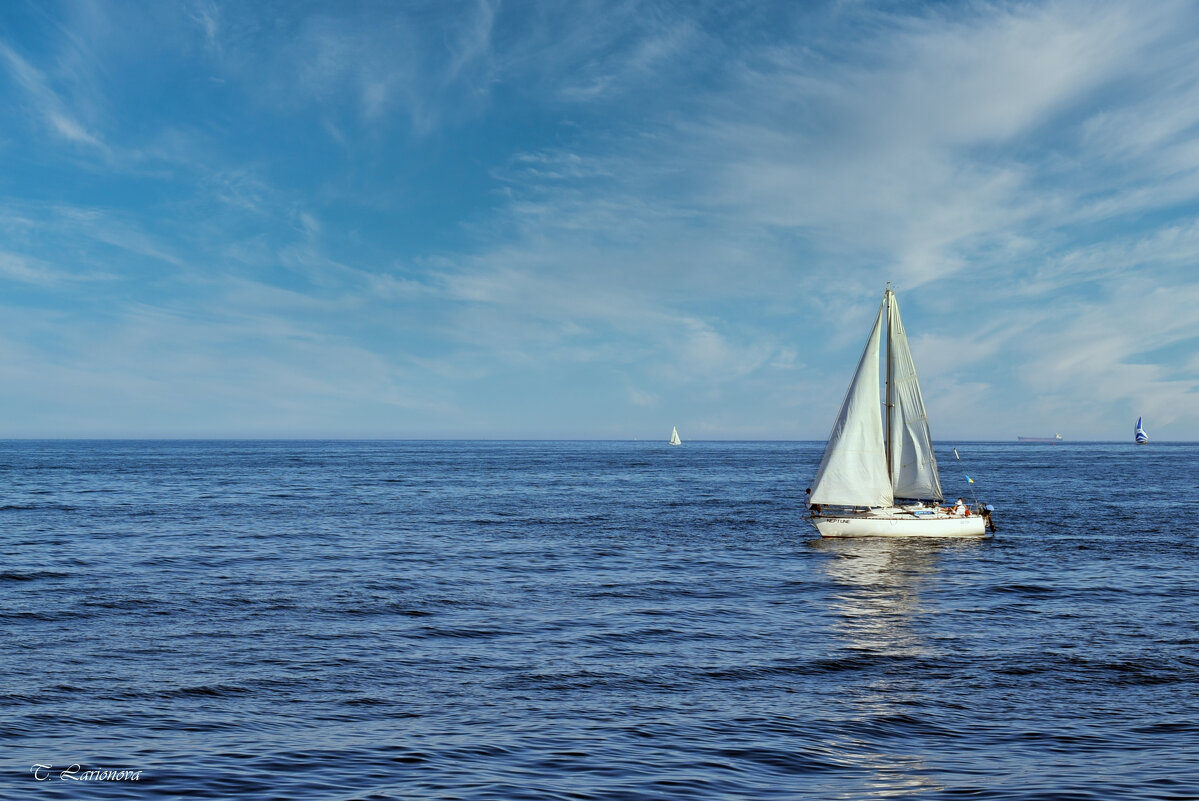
[952,446,981,509]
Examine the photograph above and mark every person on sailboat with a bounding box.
[805,487,821,516]
[951,498,966,516]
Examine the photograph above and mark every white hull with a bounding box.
[812,509,988,538]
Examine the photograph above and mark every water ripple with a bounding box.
[3,440,1198,799]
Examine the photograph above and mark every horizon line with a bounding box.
[0,438,1189,444]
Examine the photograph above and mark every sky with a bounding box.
[1,0,1198,440]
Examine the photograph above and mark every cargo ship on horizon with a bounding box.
[1017,434,1063,443]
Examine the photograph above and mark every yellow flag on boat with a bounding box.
[966,475,974,483]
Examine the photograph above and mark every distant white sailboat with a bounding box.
[1135,417,1149,445]
[809,286,992,538]
[668,426,682,446]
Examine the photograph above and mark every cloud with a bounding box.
[0,292,461,436]
[0,251,61,286]
[6,1,1199,437]
[432,0,1199,436]
[0,40,105,149]
[628,387,659,407]
[198,1,503,135]
[186,0,220,50]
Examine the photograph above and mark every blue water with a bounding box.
[3,440,1198,799]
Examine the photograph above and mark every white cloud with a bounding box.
[0,41,105,149]
[433,0,1199,436]
[628,387,659,407]
[186,0,220,50]
[7,1,1199,437]
[0,252,59,286]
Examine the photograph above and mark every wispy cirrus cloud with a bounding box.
[421,0,1199,436]
[4,1,1199,438]
[0,40,105,149]
[200,1,502,134]
[0,251,69,286]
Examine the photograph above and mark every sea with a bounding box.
[2,440,1197,800]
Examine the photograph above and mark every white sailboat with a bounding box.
[1135,417,1149,445]
[668,426,682,446]
[809,286,991,538]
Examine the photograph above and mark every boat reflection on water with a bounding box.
[815,537,939,658]
[808,537,986,799]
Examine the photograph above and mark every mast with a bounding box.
[884,284,894,482]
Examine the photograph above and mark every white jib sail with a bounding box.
[886,293,943,501]
[669,426,681,445]
[810,301,892,507]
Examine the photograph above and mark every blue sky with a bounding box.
[2,0,1198,439]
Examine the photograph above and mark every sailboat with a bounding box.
[668,426,682,446]
[1135,417,1149,445]
[809,286,991,538]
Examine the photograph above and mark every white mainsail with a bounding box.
[886,293,943,501]
[669,426,681,445]
[809,302,892,507]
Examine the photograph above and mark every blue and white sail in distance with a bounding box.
[1135,417,1149,445]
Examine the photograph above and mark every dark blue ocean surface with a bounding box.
[2,440,1198,800]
